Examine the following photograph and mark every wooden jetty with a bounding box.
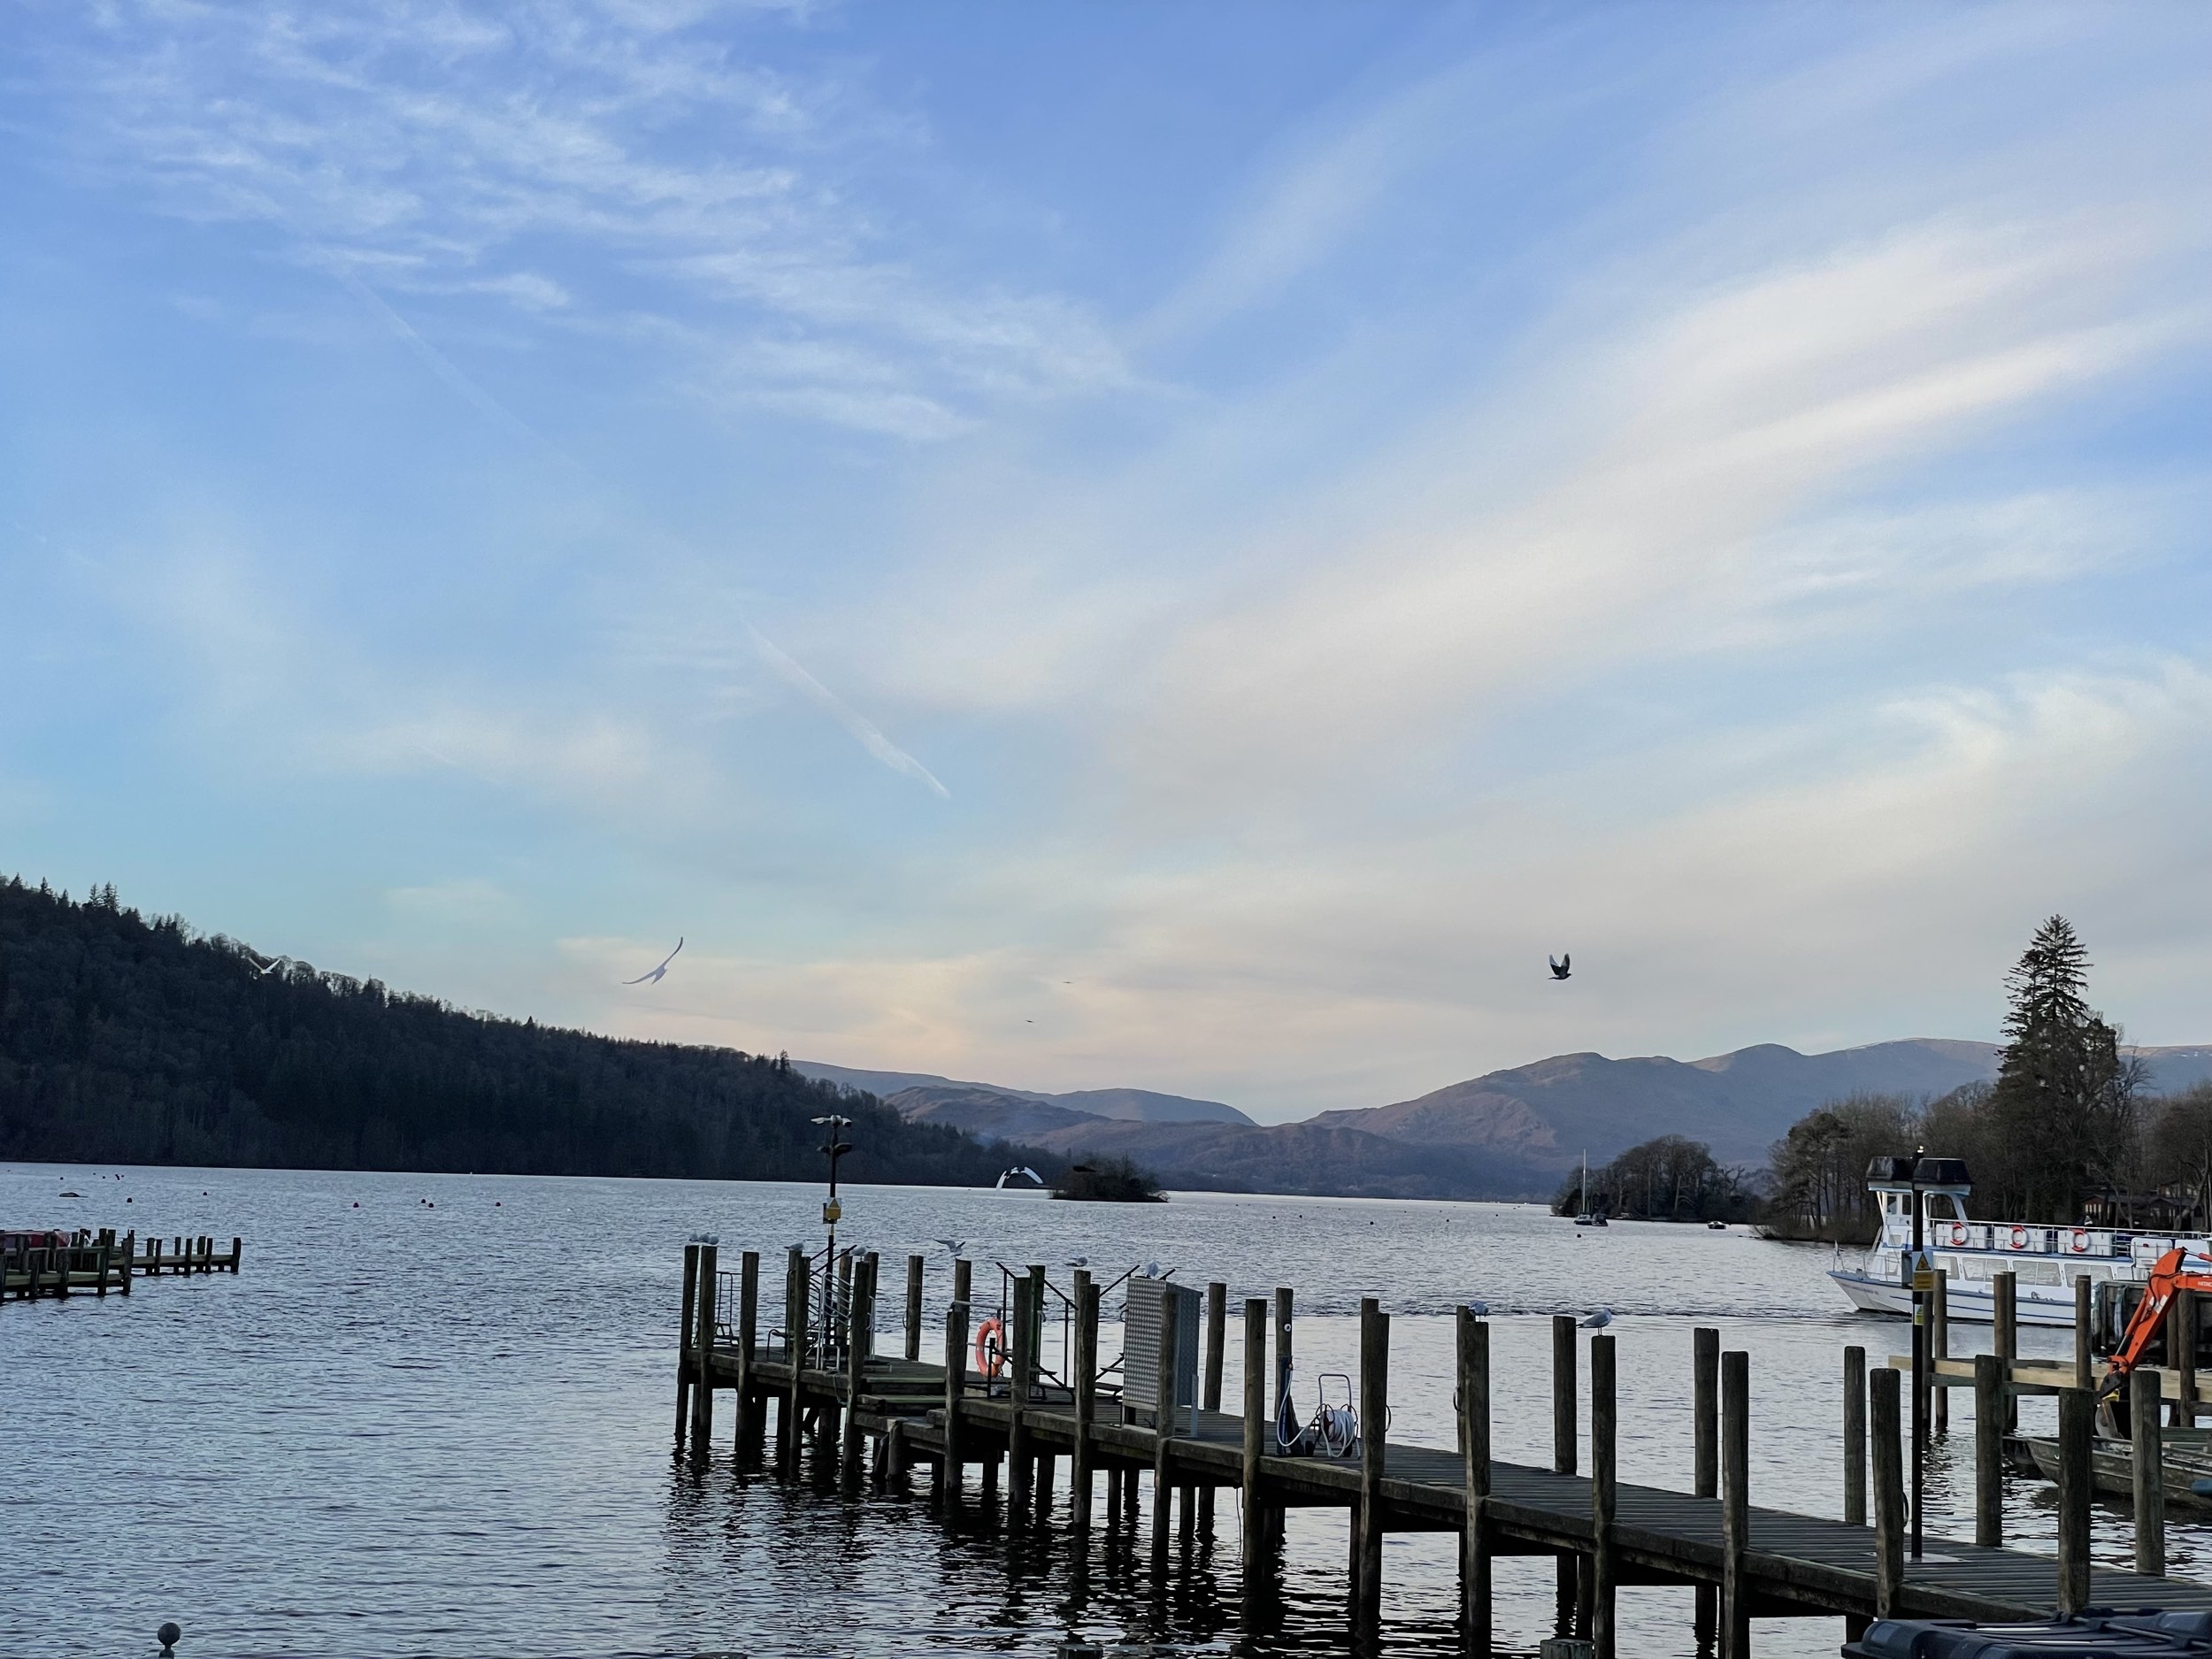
[672,1244,2212,1656]
[2,1228,242,1302]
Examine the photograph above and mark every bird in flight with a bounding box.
[250,954,287,977]
[995,1165,1045,1188]
[1580,1307,1614,1329]
[624,937,684,986]
[935,1238,967,1256]
[1064,1256,1088,1269]
[1548,953,1571,981]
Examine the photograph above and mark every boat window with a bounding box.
[2016,1263,2062,1286]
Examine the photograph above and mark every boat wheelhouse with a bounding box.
[1828,1155,2212,1326]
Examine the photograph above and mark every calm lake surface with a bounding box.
[4,1163,2200,1659]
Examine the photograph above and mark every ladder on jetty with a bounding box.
[672,1243,2212,1655]
[2,1229,243,1302]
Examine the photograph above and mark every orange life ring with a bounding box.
[2070,1228,2090,1254]
[2009,1225,2029,1250]
[974,1317,1006,1379]
[1949,1223,1969,1248]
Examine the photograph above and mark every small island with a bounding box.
[1051,1155,1166,1202]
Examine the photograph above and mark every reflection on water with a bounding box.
[3,1164,2200,1657]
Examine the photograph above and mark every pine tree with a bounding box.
[1989,916,2124,1222]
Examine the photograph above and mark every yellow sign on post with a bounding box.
[1908,1247,1936,1293]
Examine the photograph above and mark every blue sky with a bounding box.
[3,3,2208,1121]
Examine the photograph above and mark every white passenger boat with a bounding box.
[1828,1156,2212,1326]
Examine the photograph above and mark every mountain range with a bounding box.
[800,1040,2212,1202]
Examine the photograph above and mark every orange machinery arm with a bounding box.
[2098,1248,2212,1399]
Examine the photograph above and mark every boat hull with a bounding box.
[1828,1270,2085,1325]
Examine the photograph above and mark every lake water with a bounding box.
[5,1163,2200,1659]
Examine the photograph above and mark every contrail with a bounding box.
[310,252,949,799]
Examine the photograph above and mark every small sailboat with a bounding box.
[1571,1150,1606,1225]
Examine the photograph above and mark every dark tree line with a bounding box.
[0,875,1049,1187]
[1767,916,2196,1240]
[1552,1133,1755,1223]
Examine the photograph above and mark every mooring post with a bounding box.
[1151,1291,1179,1572]
[1843,1344,1867,1525]
[1458,1306,1492,1655]
[1241,1296,1269,1564]
[2175,1291,2197,1429]
[862,1253,881,1362]
[841,1256,872,1490]
[95,1233,110,1297]
[1694,1325,1721,1647]
[119,1229,133,1294]
[1271,1285,1294,1549]
[1198,1279,1226,1537]
[1353,1297,1387,1631]
[1872,1365,1904,1618]
[953,1256,972,1306]
[1721,1350,1750,1659]
[1592,1332,1617,1659]
[735,1250,761,1460]
[1974,1352,2003,1548]
[2056,1386,2093,1616]
[1994,1271,2019,1433]
[1553,1313,1579,1632]
[1010,1268,1035,1510]
[2075,1274,2094,1391]
[782,1247,808,1471]
[676,1243,700,1444]
[905,1254,925,1363]
[230,1235,243,1272]
[689,1242,718,1454]
[941,1298,968,1502]
[1072,1271,1098,1530]
[1932,1269,1949,1435]
[2133,1365,2166,1576]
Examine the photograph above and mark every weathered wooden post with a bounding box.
[1198,1280,1226,1537]
[1073,1271,1099,1530]
[905,1254,925,1363]
[1871,1364,1904,1619]
[1459,1306,1492,1655]
[676,1243,700,1444]
[230,1235,243,1271]
[841,1256,872,1490]
[1151,1292,1179,1571]
[1591,1332,1617,1659]
[1554,1313,1579,1632]
[2056,1386,2093,1616]
[1974,1352,2004,1548]
[1271,1285,1294,1549]
[119,1229,133,1294]
[2132,1365,2166,1576]
[2075,1274,2094,1391]
[735,1250,761,1461]
[782,1246,808,1471]
[1241,1296,1269,1563]
[1932,1269,1949,1434]
[953,1256,972,1306]
[94,1233,111,1296]
[1695,1326,1721,1647]
[1994,1271,2019,1433]
[1843,1344,1867,1525]
[1026,1265,1052,1517]
[1354,1297,1388,1631]
[941,1298,969,1502]
[2175,1291,2198,1429]
[689,1242,718,1454]
[1721,1349,1750,1659]
[1010,1269,1035,1509]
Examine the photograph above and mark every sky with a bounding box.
[2,3,2208,1123]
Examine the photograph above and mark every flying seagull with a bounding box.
[1548,953,1571,981]
[1064,1256,1088,1269]
[935,1238,967,1256]
[1580,1307,1614,1330]
[624,937,684,986]
[995,1165,1045,1189]
[250,954,287,976]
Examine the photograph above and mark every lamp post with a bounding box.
[812,1114,853,1349]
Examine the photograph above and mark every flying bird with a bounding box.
[1064,1256,1088,1269]
[624,937,684,986]
[995,1165,1045,1188]
[1548,953,1571,981]
[935,1238,967,1256]
[250,955,287,976]
[1580,1308,1614,1330]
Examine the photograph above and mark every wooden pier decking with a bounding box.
[672,1244,2212,1655]
[2,1228,243,1302]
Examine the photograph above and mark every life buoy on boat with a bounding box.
[2070,1228,2090,1253]
[974,1317,1006,1379]
[2009,1225,2029,1250]
[1949,1223,1969,1247]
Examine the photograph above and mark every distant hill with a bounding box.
[795,1062,1249,1125]
[0,878,1041,1187]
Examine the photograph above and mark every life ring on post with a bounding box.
[2009,1225,2029,1250]
[2070,1228,2091,1254]
[1949,1222,1969,1248]
[974,1317,1006,1379]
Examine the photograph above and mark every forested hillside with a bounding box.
[0,876,1034,1186]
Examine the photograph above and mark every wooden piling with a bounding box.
[1354,1297,1387,1630]
[953,1256,972,1306]
[1994,1271,2019,1433]
[841,1256,872,1489]
[676,1242,700,1443]
[1072,1271,1098,1532]
[1974,1352,2003,1548]
[782,1247,808,1471]
[1721,1349,1750,1659]
[1555,1312,1579,1632]
[689,1242,718,1453]
[1458,1307,1491,1655]
[1696,1325,1721,1647]
[119,1230,133,1294]
[1932,1269,1949,1434]
[1199,1280,1225,1537]
[1843,1344,1867,1525]
[1010,1268,1035,1509]
[1871,1363,1904,1619]
[1241,1296,1269,1563]
[2076,1274,2093,1391]
[905,1254,925,1363]
[735,1250,760,1460]
[1151,1292,1179,1571]
[2176,1291,2198,1429]
[1591,1332,1617,1659]
[1271,1285,1294,1550]
[2133,1365,2165,1577]
[2056,1386,2093,1616]
[941,1299,968,1500]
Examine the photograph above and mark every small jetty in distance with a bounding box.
[2,1227,243,1302]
